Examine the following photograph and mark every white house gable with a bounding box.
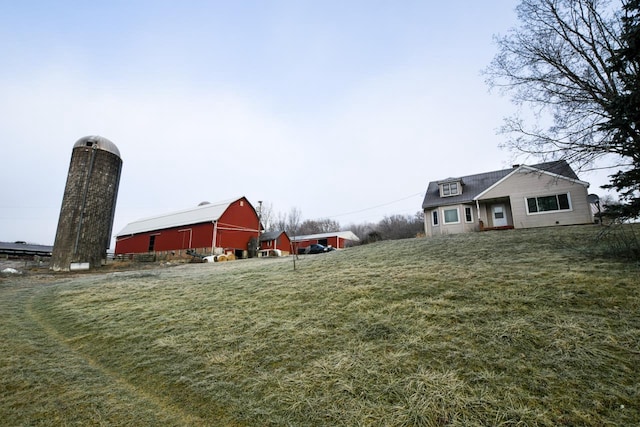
[475,166,592,229]
[476,166,588,200]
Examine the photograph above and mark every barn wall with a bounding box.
[280,235,292,251]
[115,222,214,255]
[216,198,260,250]
[295,238,315,249]
[330,237,355,249]
[260,235,292,251]
[294,235,351,249]
[260,236,293,256]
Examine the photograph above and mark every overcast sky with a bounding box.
[0,1,614,246]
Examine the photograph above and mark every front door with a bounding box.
[492,204,508,227]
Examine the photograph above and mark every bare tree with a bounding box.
[298,218,341,235]
[270,211,287,233]
[258,201,273,232]
[286,207,303,237]
[345,222,376,244]
[485,0,636,181]
[376,213,424,240]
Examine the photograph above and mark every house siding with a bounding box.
[478,204,490,227]
[479,169,592,228]
[424,203,478,236]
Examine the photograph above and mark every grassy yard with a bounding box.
[1,225,638,426]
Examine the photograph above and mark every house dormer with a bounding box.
[437,178,463,197]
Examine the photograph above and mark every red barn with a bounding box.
[115,197,261,259]
[292,231,360,252]
[258,230,292,256]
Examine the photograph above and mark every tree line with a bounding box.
[258,203,424,245]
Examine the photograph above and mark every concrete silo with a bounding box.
[51,136,122,271]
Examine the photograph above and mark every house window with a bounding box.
[432,210,439,226]
[526,193,572,214]
[441,182,459,197]
[464,207,473,223]
[443,208,460,224]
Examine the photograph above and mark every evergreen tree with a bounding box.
[603,0,640,217]
[485,0,639,217]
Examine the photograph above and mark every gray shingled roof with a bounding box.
[260,231,287,242]
[422,161,580,209]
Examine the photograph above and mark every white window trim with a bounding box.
[525,192,573,215]
[464,206,473,223]
[440,182,460,197]
[432,210,439,226]
[443,207,461,224]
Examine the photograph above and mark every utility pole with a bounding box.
[257,201,263,255]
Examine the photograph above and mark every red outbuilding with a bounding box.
[258,230,292,256]
[292,231,360,252]
[115,197,261,259]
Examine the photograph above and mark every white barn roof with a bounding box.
[116,198,241,237]
[292,231,360,242]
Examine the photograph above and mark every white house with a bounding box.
[422,161,594,236]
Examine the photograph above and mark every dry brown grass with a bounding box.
[1,225,638,426]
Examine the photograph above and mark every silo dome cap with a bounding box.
[73,135,121,158]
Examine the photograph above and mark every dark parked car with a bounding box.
[297,244,334,254]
